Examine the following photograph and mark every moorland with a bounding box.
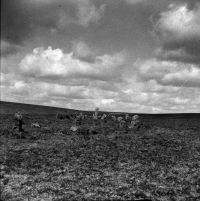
[0,101,200,201]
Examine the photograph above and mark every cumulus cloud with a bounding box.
[0,44,130,109]
[19,46,126,82]
[139,59,200,88]
[1,0,200,113]
[5,43,198,113]
[0,75,121,111]
[1,66,199,113]
[153,3,200,63]
[147,2,200,90]
[155,3,200,40]
[126,1,200,112]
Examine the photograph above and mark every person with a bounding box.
[93,107,99,126]
[14,112,24,132]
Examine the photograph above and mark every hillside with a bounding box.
[0,101,77,115]
[0,101,200,119]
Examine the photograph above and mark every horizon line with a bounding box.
[1,100,200,115]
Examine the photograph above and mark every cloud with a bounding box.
[19,46,126,82]
[1,0,59,44]
[126,1,200,112]
[57,0,106,28]
[6,43,197,113]
[155,3,200,40]
[1,73,15,87]
[1,65,200,113]
[0,40,21,57]
[0,73,122,111]
[1,1,200,113]
[75,0,106,27]
[0,73,30,97]
[139,59,200,87]
[72,40,96,62]
[155,47,200,64]
[153,3,200,63]
[125,0,149,5]
[1,0,106,46]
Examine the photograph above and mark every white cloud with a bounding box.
[155,3,200,41]
[139,59,200,87]
[1,70,199,113]
[1,42,200,113]
[162,67,200,87]
[20,46,126,81]
[151,2,200,66]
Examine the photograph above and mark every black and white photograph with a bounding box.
[1,0,200,200]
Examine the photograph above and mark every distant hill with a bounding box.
[0,101,200,119]
[0,101,78,115]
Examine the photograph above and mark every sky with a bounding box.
[1,0,200,113]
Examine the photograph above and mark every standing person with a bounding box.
[14,112,24,132]
[93,107,99,126]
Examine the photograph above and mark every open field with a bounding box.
[0,102,200,201]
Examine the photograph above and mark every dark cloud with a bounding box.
[177,0,200,7]
[161,39,200,64]
[152,2,200,64]
[156,44,200,65]
[1,40,20,57]
[1,0,75,45]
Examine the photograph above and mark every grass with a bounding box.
[0,111,200,201]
